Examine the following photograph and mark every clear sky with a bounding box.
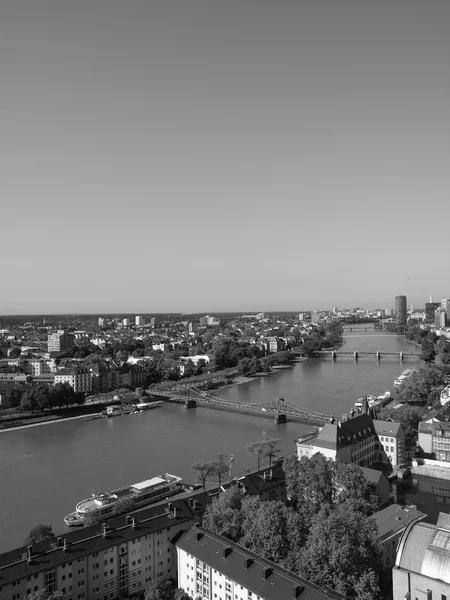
[1,0,449,314]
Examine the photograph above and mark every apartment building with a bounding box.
[0,496,206,600]
[24,359,56,376]
[296,414,406,468]
[418,421,450,461]
[393,512,450,600]
[54,368,93,394]
[48,331,75,354]
[176,526,346,600]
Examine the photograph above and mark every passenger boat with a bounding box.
[64,473,182,527]
[394,369,415,388]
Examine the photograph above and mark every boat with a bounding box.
[134,401,164,410]
[394,369,415,388]
[64,473,182,527]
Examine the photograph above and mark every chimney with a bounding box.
[27,546,32,563]
[262,567,272,580]
[63,539,68,553]
[195,531,204,542]
[131,518,136,529]
[293,585,305,599]
[244,557,253,569]
[222,546,232,558]
[102,523,108,538]
[172,506,177,519]
[168,502,173,513]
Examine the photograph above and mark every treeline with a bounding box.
[0,382,84,413]
[301,322,344,357]
[202,454,383,600]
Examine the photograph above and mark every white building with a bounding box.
[176,527,345,600]
[135,316,144,326]
[54,368,93,393]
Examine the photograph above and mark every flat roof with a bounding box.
[131,477,166,490]
[370,504,426,539]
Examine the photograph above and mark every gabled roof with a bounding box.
[373,420,403,437]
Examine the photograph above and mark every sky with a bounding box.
[1,0,449,314]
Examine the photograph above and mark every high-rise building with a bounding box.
[435,308,447,329]
[150,317,156,328]
[425,302,440,323]
[47,330,75,354]
[122,318,130,327]
[98,317,105,327]
[395,296,407,327]
[135,315,144,326]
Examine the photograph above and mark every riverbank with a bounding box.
[0,413,93,433]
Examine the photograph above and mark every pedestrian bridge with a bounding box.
[150,385,332,425]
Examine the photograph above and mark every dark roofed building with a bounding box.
[176,526,347,600]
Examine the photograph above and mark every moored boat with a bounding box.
[64,473,182,527]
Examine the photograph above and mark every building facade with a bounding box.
[425,302,441,324]
[296,414,406,468]
[176,527,346,600]
[395,296,407,327]
[0,497,206,600]
[48,331,75,354]
[54,368,93,394]
[418,421,450,461]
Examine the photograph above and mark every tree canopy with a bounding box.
[24,524,54,546]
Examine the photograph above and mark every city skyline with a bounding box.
[1,0,449,314]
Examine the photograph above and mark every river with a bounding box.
[0,332,420,552]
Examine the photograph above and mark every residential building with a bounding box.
[135,316,144,327]
[393,512,450,600]
[265,336,286,354]
[435,308,447,329]
[98,318,105,327]
[0,496,206,600]
[425,302,441,323]
[236,466,287,504]
[369,504,426,570]
[395,296,407,327]
[24,359,56,376]
[176,526,346,600]
[296,414,406,468]
[418,421,450,461]
[150,318,156,328]
[311,311,321,324]
[122,319,130,327]
[360,467,390,508]
[54,368,93,394]
[48,331,75,354]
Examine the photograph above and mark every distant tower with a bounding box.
[395,295,407,327]
[430,295,433,303]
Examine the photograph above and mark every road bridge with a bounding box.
[292,348,420,360]
[150,385,332,426]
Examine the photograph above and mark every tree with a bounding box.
[246,441,266,471]
[202,486,247,542]
[297,502,383,599]
[22,591,63,600]
[333,462,379,517]
[174,589,191,600]
[240,499,306,567]
[83,509,103,527]
[420,339,436,363]
[24,524,54,546]
[190,460,216,492]
[144,579,175,600]
[8,346,22,358]
[283,453,334,518]
[263,438,281,468]
[211,454,229,488]
[112,496,137,517]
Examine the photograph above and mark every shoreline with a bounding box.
[0,413,92,433]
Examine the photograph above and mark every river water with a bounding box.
[0,332,420,552]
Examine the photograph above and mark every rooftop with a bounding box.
[369,504,426,541]
[177,526,347,600]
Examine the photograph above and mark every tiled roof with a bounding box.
[177,527,347,600]
[373,420,402,437]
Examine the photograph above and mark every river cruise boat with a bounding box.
[64,473,182,527]
[394,369,415,388]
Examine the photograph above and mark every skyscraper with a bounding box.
[395,295,407,327]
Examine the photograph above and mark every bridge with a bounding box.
[150,385,332,426]
[342,324,378,331]
[292,348,420,360]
